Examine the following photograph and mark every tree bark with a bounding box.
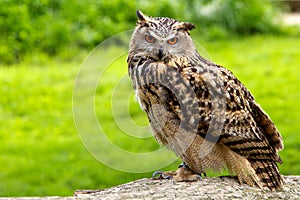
[74,176,300,199]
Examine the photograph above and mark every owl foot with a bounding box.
[152,163,202,182]
[178,162,207,178]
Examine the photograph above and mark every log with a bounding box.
[74,175,300,199]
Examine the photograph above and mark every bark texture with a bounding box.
[74,176,300,199]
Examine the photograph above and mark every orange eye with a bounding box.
[167,37,178,45]
[145,34,156,43]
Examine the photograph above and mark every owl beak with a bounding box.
[157,47,164,60]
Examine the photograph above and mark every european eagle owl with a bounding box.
[127,10,284,190]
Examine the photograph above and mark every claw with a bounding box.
[178,162,190,170]
[196,174,203,181]
[152,171,173,180]
[164,175,173,179]
[152,171,163,178]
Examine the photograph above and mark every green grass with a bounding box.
[0,35,299,196]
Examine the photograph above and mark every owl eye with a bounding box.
[167,37,178,45]
[145,34,156,43]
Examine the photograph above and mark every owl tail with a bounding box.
[250,160,284,191]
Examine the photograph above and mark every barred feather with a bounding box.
[128,10,284,190]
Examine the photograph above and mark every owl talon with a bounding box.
[178,162,206,179]
[152,171,174,180]
[178,162,190,169]
[196,174,203,181]
[152,170,163,178]
[151,165,202,182]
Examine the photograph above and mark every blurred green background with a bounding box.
[0,0,300,197]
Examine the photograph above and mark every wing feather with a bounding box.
[181,60,283,163]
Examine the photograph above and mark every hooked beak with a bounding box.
[157,47,164,60]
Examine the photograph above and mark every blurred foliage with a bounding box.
[187,0,284,34]
[0,0,295,64]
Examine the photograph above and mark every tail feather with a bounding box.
[250,160,284,191]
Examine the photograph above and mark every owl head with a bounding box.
[129,10,197,62]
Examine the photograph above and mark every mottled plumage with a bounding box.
[127,10,284,190]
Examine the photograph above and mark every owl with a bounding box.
[127,10,284,191]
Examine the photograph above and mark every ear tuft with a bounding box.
[136,10,150,22]
[183,22,196,31]
[175,22,196,31]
